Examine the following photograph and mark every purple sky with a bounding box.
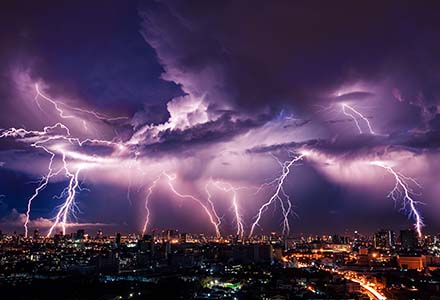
[0,1,439,237]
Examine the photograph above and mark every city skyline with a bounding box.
[2,2,440,299]
[1,1,440,238]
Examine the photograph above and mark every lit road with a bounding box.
[337,270,387,300]
[317,264,387,300]
[349,277,387,300]
[290,258,387,300]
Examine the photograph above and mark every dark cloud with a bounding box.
[140,0,440,113]
[248,129,440,158]
[0,0,182,122]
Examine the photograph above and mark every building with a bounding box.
[400,229,418,250]
[357,247,370,266]
[180,232,189,243]
[75,229,85,240]
[374,229,395,250]
[139,235,154,253]
[233,244,273,263]
[33,228,40,240]
[96,252,120,273]
[54,233,62,247]
[273,246,283,261]
[164,229,178,241]
[96,229,103,240]
[115,232,121,247]
[332,235,350,244]
[346,281,361,293]
[397,255,426,271]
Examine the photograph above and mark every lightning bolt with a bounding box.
[369,161,424,237]
[203,182,224,235]
[209,180,245,239]
[341,103,375,135]
[23,146,56,238]
[47,148,83,237]
[0,124,71,237]
[163,172,222,238]
[339,102,423,235]
[35,84,127,123]
[249,153,305,237]
[141,175,161,236]
[1,84,125,237]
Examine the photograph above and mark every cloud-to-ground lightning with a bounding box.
[140,173,224,237]
[48,166,83,237]
[163,172,222,238]
[339,100,424,236]
[339,101,423,236]
[0,124,72,237]
[203,182,224,235]
[0,123,95,237]
[0,84,126,237]
[249,153,305,238]
[22,147,56,238]
[209,180,245,239]
[341,103,375,135]
[141,175,161,236]
[369,161,424,237]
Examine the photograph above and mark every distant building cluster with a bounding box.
[0,227,440,299]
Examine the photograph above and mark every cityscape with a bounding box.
[0,227,440,299]
[1,1,440,299]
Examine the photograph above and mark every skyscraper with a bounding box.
[75,229,85,240]
[400,229,418,250]
[115,232,121,247]
[33,228,40,240]
[374,229,395,250]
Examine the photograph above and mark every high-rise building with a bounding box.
[96,229,103,240]
[75,229,85,240]
[54,234,61,247]
[180,232,188,243]
[96,252,120,273]
[374,229,395,250]
[164,229,177,241]
[139,234,155,257]
[400,229,418,250]
[115,232,121,247]
[232,244,273,263]
[33,228,40,240]
[332,234,350,244]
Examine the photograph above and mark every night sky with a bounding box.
[0,0,439,237]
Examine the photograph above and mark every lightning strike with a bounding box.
[47,151,83,237]
[249,153,305,237]
[203,182,224,234]
[0,86,123,237]
[0,124,71,237]
[163,172,222,238]
[141,175,161,236]
[341,103,375,135]
[369,161,424,237]
[23,145,56,238]
[209,181,245,239]
[35,84,127,129]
